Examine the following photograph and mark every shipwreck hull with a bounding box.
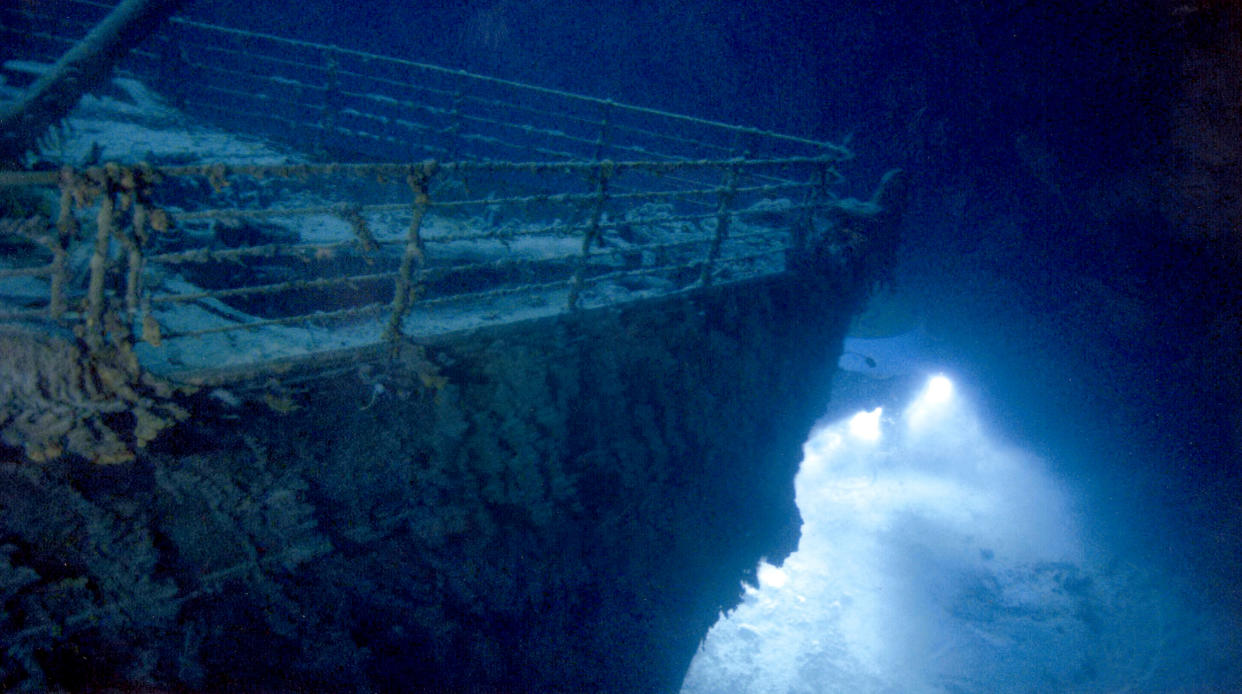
[0,11,904,689]
[0,267,869,692]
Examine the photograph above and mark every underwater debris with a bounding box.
[396,341,449,392]
[0,320,189,463]
[260,378,303,413]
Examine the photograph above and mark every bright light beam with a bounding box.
[905,374,954,434]
[924,374,953,403]
[757,561,789,589]
[680,371,1165,694]
[848,407,883,442]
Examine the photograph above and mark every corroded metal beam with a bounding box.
[0,0,188,168]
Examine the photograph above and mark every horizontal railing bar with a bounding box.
[458,92,608,131]
[4,6,95,24]
[455,132,582,161]
[171,205,374,222]
[139,205,798,274]
[338,92,448,121]
[0,265,53,280]
[149,271,399,304]
[577,260,704,289]
[151,156,836,179]
[161,301,389,339]
[145,240,359,265]
[166,17,849,156]
[187,44,331,79]
[60,0,114,10]
[155,208,770,253]
[179,97,326,135]
[0,307,51,320]
[174,62,648,165]
[0,157,836,189]
[148,224,781,327]
[1,8,96,35]
[189,60,749,165]
[160,185,821,228]
[0,26,77,51]
[456,113,603,154]
[714,227,791,244]
[412,277,571,311]
[423,182,816,210]
[707,247,787,269]
[605,120,736,157]
[179,99,456,160]
[4,18,844,171]
[336,69,458,104]
[334,103,446,134]
[199,83,326,115]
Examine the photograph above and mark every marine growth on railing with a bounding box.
[0,0,868,466]
[0,0,855,377]
[0,154,842,380]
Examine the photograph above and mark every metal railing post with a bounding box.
[592,100,614,162]
[798,160,833,253]
[83,166,117,351]
[50,167,80,319]
[385,160,437,342]
[316,47,341,159]
[446,90,465,161]
[698,160,742,287]
[567,160,613,310]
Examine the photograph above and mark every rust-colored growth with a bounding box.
[406,344,448,391]
[82,166,118,351]
[567,160,615,309]
[340,203,377,253]
[0,322,189,464]
[384,161,438,342]
[141,312,162,347]
[148,207,170,232]
[698,163,741,287]
[50,168,80,318]
[207,162,230,192]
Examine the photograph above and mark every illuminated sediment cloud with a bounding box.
[681,374,1181,694]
